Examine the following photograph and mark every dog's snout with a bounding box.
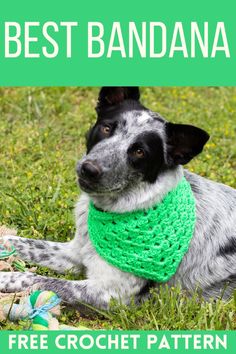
[80,160,101,179]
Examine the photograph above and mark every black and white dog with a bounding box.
[1,87,236,309]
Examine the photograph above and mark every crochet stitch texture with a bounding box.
[88,177,196,282]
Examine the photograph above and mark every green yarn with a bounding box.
[30,290,41,308]
[88,177,196,282]
[28,290,61,330]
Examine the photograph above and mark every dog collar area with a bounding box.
[88,177,196,282]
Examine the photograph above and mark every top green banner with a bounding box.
[0,0,235,86]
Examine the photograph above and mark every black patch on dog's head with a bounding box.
[96,87,140,115]
[87,87,146,152]
[165,123,210,166]
[127,131,165,183]
[86,118,119,153]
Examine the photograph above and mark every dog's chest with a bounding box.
[74,193,148,289]
[74,194,91,250]
[74,194,112,274]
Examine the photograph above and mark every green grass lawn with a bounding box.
[0,87,236,330]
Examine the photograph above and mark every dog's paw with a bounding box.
[0,235,22,253]
[0,235,31,262]
[1,234,20,243]
[0,271,37,293]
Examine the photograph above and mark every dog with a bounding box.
[1,87,236,309]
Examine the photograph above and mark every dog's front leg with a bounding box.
[2,235,80,274]
[0,271,147,309]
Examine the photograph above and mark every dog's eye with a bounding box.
[100,125,111,135]
[133,148,145,158]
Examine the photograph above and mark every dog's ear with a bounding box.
[165,123,210,165]
[96,87,140,113]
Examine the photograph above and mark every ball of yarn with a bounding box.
[29,290,61,330]
[1,290,89,330]
[0,290,61,329]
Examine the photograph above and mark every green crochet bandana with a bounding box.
[88,177,196,282]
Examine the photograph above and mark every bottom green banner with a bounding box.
[0,331,233,354]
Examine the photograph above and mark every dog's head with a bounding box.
[77,87,209,207]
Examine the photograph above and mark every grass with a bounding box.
[0,87,235,330]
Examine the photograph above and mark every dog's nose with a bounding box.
[80,160,101,179]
